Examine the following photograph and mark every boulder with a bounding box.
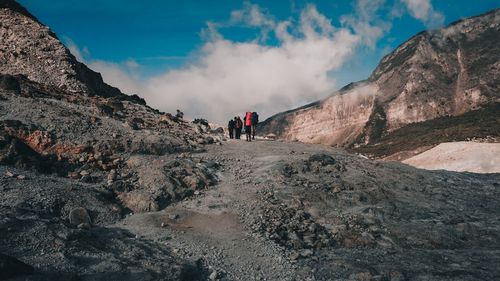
[0,74,21,94]
[68,207,91,227]
[118,191,160,213]
[308,153,335,166]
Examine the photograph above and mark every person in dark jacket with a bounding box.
[234,116,243,139]
[251,112,259,140]
[228,119,235,139]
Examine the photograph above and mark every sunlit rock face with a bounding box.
[280,83,377,146]
[259,9,500,146]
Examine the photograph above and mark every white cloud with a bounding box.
[230,2,274,28]
[400,0,444,28]
[67,2,392,123]
[341,0,390,49]
[356,0,386,21]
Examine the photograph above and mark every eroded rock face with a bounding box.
[259,9,500,148]
[280,83,376,145]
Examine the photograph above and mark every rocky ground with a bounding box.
[1,1,499,280]
[0,72,224,281]
[4,139,496,280]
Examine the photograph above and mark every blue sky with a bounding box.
[17,0,500,121]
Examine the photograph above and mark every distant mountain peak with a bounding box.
[258,9,500,158]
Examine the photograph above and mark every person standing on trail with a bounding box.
[228,118,235,139]
[244,112,253,142]
[234,116,243,139]
[251,112,259,140]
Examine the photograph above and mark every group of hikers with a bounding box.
[227,112,259,142]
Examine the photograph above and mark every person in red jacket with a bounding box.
[244,112,253,142]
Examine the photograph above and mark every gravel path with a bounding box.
[116,139,500,280]
[2,139,499,280]
[117,140,308,280]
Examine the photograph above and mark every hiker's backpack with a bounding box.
[245,112,252,126]
[252,112,258,124]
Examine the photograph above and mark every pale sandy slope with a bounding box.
[403,142,500,173]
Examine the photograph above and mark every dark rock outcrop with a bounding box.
[0,253,34,280]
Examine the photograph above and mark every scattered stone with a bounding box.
[68,171,81,179]
[300,249,313,257]
[77,222,91,230]
[118,191,160,213]
[389,271,404,281]
[68,207,91,227]
[107,169,117,181]
[289,252,300,261]
[308,153,335,166]
[209,270,218,280]
[349,272,373,281]
[169,213,179,220]
[5,171,15,177]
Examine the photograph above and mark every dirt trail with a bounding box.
[117,140,316,281]
[2,138,499,280]
[115,139,500,281]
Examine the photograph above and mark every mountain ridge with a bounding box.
[0,0,145,102]
[258,8,500,156]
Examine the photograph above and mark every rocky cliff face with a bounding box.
[0,0,124,97]
[259,9,500,152]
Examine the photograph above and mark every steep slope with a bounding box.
[0,0,226,212]
[0,0,126,98]
[258,9,500,154]
[0,2,221,279]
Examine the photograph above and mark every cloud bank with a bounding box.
[143,4,370,123]
[67,1,443,124]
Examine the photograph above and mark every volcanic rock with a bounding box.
[68,207,91,227]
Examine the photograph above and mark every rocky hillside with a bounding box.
[258,9,500,157]
[0,1,223,279]
[0,0,124,98]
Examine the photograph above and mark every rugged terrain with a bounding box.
[1,1,500,280]
[3,140,500,281]
[1,1,223,279]
[258,9,500,159]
